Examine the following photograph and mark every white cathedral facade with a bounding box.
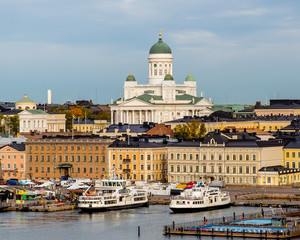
[110,32,213,124]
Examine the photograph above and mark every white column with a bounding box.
[120,110,123,123]
[111,111,114,124]
[139,111,142,124]
[151,110,154,123]
[145,111,148,122]
[126,111,129,124]
[116,111,119,124]
[132,110,134,124]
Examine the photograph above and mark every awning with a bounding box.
[56,164,73,168]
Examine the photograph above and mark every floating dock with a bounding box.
[163,208,300,239]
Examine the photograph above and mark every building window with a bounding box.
[232,166,236,174]
[292,162,296,168]
[89,155,93,162]
[71,155,75,162]
[252,166,256,174]
[196,154,199,160]
[170,153,174,160]
[177,154,180,160]
[35,167,38,173]
[210,166,214,173]
[218,166,222,173]
[47,155,50,162]
[112,154,116,160]
[147,155,151,160]
[190,165,193,172]
[177,165,180,172]
[286,162,290,168]
[226,166,230,174]
[286,152,289,158]
[292,152,296,158]
[133,155,136,160]
[58,155,62,162]
[95,167,99,173]
[89,168,92,173]
[65,155,68,162]
[218,154,222,160]
[83,168,86,173]
[226,154,230,161]
[246,154,249,161]
[252,154,256,161]
[183,154,187,160]
[133,165,136,170]
[77,155,80,162]
[119,154,122,160]
[232,154,236,161]
[189,154,193,160]
[203,166,206,173]
[210,154,214,160]
[95,155,99,162]
[77,168,80,173]
[239,166,243,174]
[83,155,86,162]
[141,165,144,170]
[196,166,199,172]
[246,166,249,174]
[203,154,206,160]
[41,154,44,162]
[141,155,144,160]
[183,165,186,172]
[239,154,243,161]
[35,155,38,162]
[170,165,174,172]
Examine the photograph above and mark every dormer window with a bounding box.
[210,138,215,144]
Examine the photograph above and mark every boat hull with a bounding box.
[170,202,231,213]
[79,201,149,212]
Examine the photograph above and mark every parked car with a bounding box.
[7,180,18,185]
[209,180,225,188]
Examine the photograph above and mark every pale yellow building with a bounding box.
[108,139,167,182]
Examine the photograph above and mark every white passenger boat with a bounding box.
[78,179,148,212]
[169,183,231,213]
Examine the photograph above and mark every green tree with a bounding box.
[65,111,73,132]
[174,120,206,139]
[95,111,111,120]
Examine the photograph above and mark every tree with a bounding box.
[95,111,111,120]
[174,119,206,139]
[69,107,84,120]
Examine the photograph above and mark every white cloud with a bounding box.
[221,8,270,17]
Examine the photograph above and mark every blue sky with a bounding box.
[0,0,299,105]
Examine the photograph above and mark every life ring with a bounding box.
[187,201,190,204]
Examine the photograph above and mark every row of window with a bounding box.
[286,152,300,158]
[286,161,300,169]
[116,173,164,181]
[29,166,105,174]
[112,153,166,161]
[170,176,257,184]
[170,165,256,174]
[112,163,166,171]
[28,154,105,163]
[1,163,24,169]
[28,145,106,151]
[169,153,257,161]
[1,155,24,160]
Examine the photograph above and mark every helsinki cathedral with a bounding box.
[110,31,213,124]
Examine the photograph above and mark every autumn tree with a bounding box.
[174,119,206,139]
[69,107,84,120]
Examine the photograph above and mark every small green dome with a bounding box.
[164,73,174,81]
[149,31,172,54]
[17,94,35,103]
[126,72,136,81]
[185,72,195,82]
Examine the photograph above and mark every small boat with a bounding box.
[78,179,148,212]
[169,183,231,213]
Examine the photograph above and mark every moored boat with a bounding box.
[78,179,148,212]
[169,183,231,213]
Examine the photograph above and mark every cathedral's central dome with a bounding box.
[149,31,172,54]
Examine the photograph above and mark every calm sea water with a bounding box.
[1,205,261,240]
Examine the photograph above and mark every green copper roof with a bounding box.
[26,109,47,114]
[164,73,174,81]
[149,32,172,54]
[17,95,35,103]
[185,72,195,82]
[126,72,136,81]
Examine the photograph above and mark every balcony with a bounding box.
[123,158,131,163]
[123,169,131,173]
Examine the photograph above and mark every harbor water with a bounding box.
[1,205,263,240]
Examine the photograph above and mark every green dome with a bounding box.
[126,72,136,81]
[164,73,174,81]
[17,94,35,103]
[185,72,195,82]
[149,32,171,54]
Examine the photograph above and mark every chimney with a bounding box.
[47,89,52,104]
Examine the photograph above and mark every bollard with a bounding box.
[172,221,175,229]
[138,226,140,237]
[226,228,229,237]
[233,212,236,220]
